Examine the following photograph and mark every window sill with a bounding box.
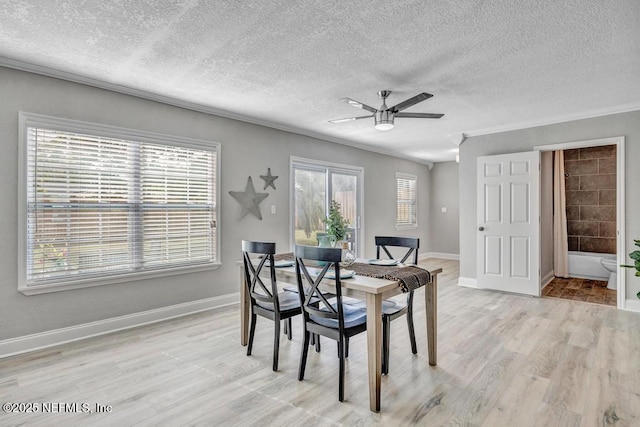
[18,262,222,295]
[395,224,418,230]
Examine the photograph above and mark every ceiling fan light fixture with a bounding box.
[374,122,394,131]
[374,110,394,131]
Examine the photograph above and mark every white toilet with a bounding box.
[600,256,617,290]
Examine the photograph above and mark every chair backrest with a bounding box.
[242,240,279,309]
[294,245,345,330]
[375,236,420,264]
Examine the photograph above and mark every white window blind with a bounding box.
[396,173,417,228]
[21,116,218,291]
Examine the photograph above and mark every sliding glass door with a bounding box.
[291,157,362,256]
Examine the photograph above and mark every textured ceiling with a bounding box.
[1,0,639,163]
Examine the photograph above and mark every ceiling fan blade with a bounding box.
[395,112,444,119]
[329,115,373,123]
[339,97,378,113]
[389,92,433,112]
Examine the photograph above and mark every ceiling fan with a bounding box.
[329,90,444,131]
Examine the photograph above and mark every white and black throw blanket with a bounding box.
[349,263,431,293]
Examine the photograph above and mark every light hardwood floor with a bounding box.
[2,258,639,426]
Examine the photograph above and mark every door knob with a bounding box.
[478,226,485,231]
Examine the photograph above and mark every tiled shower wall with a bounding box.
[564,145,616,254]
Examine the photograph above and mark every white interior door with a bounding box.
[477,151,540,296]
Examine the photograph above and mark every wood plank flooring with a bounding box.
[2,258,640,426]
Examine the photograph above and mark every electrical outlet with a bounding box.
[271,205,276,214]
[441,207,447,213]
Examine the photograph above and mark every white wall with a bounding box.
[0,67,432,340]
[429,161,459,256]
[459,110,640,303]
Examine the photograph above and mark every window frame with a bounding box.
[18,112,221,295]
[395,172,418,230]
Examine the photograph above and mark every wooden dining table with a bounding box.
[238,258,442,412]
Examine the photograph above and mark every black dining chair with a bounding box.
[294,245,367,402]
[242,240,301,371]
[375,236,420,374]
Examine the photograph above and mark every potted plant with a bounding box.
[323,200,349,244]
[621,239,640,299]
[322,200,354,266]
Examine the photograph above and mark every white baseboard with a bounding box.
[0,293,239,359]
[541,271,555,289]
[421,252,460,260]
[624,298,640,312]
[457,276,479,288]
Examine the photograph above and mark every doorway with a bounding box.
[534,137,625,309]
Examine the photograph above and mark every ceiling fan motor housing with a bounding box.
[375,109,394,130]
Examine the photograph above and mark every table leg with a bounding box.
[366,292,382,412]
[240,267,249,346]
[425,275,438,366]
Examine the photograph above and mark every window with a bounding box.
[290,157,362,255]
[18,113,219,294]
[396,172,417,229]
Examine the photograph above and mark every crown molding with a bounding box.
[0,57,433,168]
[448,132,465,146]
[463,102,640,138]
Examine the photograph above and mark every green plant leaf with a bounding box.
[323,200,349,242]
[622,240,640,276]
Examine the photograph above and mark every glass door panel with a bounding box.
[291,159,362,256]
[330,172,358,251]
[293,168,326,246]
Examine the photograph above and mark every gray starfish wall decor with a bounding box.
[259,167,278,190]
[229,176,269,220]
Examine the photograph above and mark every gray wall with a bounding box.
[429,161,460,255]
[459,110,640,301]
[0,67,432,340]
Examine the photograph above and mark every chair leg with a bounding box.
[283,318,288,336]
[298,331,311,381]
[382,315,391,375]
[407,303,418,355]
[309,333,321,352]
[287,318,293,340]
[345,336,349,358]
[247,313,257,356]
[273,317,281,371]
[338,337,345,402]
